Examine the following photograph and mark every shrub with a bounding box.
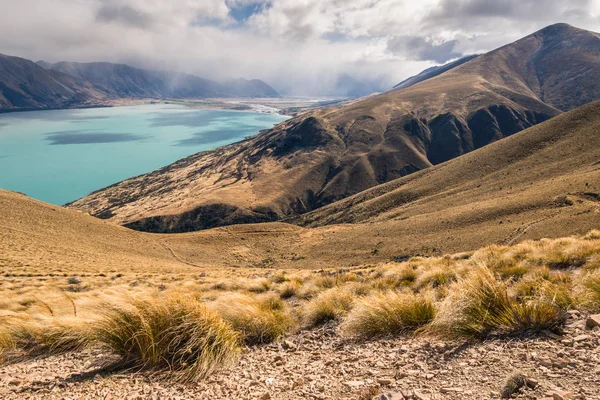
[211,293,295,345]
[95,295,240,382]
[340,291,435,338]
[302,287,356,327]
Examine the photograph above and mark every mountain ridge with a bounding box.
[0,54,280,112]
[66,23,600,233]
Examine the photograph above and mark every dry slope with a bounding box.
[68,23,600,233]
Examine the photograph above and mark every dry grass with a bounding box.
[95,294,240,382]
[341,291,435,338]
[2,231,600,379]
[210,293,296,345]
[301,287,356,327]
[427,267,567,337]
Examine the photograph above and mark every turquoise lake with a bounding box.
[0,104,287,205]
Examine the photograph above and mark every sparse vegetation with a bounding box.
[95,295,240,382]
[211,293,295,345]
[341,291,435,338]
[302,287,356,327]
[2,231,600,382]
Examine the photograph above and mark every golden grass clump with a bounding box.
[0,315,90,356]
[340,291,435,338]
[302,287,356,327]
[95,294,240,382]
[211,293,295,345]
[428,267,566,337]
[278,280,301,299]
[584,230,600,240]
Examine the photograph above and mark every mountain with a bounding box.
[40,61,280,99]
[68,23,600,233]
[4,101,600,270]
[42,61,221,98]
[0,55,281,112]
[222,78,281,98]
[0,53,108,111]
[393,54,479,90]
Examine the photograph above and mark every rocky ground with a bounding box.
[1,313,599,400]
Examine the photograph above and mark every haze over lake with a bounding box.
[0,104,287,205]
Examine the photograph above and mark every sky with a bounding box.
[0,0,599,96]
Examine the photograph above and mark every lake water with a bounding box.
[0,104,287,205]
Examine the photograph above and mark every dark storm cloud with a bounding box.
[96,4,154,29]
[387,36,463,63]
[45,130,147,145]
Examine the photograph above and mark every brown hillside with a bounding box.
[3,100,600,271]
[68,24,600,233]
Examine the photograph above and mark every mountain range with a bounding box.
[0,55,279,112]
[67,23,600,234]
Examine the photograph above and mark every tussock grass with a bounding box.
[211,293,295,345]
[0,316,90,356]
[341,291,435,338]
[302,287,355,327]
[278,281,301,299]
[501,372,527,398]
[95,294,240,382]
[428,267,567,337]
[584,230,600,240]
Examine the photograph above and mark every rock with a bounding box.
[259,392,271,400]
[573,334,591,342]
[586,314,600,329]
[7,378,22,386]
[377,378,394,386]
[378,392,403,400]
[551,391,574,400]
[282,340,296,351]
[343,380,365,388]
[525,377,539,388]
[401,390,413,399]
[413,391,431,400]
[440,387,463,394]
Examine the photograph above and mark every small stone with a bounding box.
[586,314,600,329]
[377,378,394,386]
[400,345,409,352]
[7,378,22,386]
[413,390,431,400]
[440,387,463,394]
[344,380,365,388]
[259,392,271,400]
[282,340,296,351]
[379,392,403,400]
[425,373,435,380]
[401,390,413,399]
[573,334,591,342]
[551,391,574,400]
[525,377,538,388]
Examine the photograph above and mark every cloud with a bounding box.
[387,36,462,63]
[96,4,153,29]
[0,0,598,96]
